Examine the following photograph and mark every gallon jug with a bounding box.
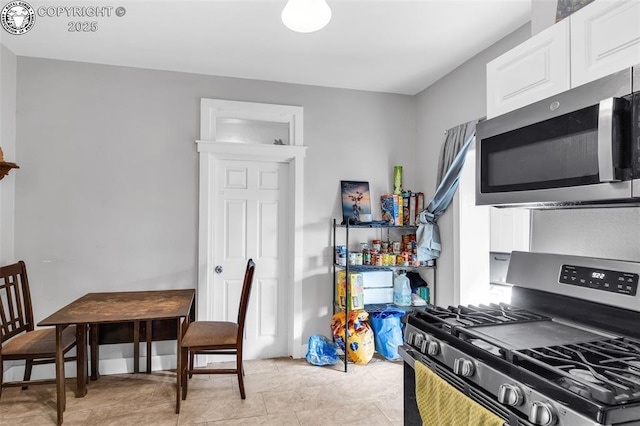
[393,270,411,306]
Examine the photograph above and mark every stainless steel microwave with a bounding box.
[476,65,640,208]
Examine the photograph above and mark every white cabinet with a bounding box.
[490,208,530,253]
[571,0,640,87]
[487,0,640,119]
[486,19,570,119]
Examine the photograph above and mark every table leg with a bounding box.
[133,320,140,374]
[146,320,152,373]
[176,317,182,414]
[75,324,87,397]
[55,325,66,425]
[89,324,100,381]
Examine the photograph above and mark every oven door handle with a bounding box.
[597,97,620,183]
[399,344,520,426]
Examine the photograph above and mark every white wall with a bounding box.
[457,149,491,305]
[14,57,416,354]
[0,44,17,265]
[414,24,531,306]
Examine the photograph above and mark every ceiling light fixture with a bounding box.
[281,0,332,33]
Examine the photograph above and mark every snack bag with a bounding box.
[330,310,375,365]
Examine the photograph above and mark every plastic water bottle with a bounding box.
[393,270,411,306]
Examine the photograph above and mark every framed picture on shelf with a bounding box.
[340,180,372,224]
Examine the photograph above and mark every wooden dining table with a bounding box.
[38,289,195,425]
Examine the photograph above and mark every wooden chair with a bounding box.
[180,259,256,403]
[0,261,77,398]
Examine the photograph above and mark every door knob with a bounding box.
[214,265,223,274]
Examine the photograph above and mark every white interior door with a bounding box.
[198,99,306,359]
[213,159,289,359]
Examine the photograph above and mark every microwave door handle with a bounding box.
[597,97,620,182]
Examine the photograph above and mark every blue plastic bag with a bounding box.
[370,310,405,360]
[306,334,339,366]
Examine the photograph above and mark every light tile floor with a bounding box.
[0,356,403,425]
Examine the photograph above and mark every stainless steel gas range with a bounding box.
[400,251,640,426]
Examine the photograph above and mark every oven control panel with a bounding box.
[559,264,639,296]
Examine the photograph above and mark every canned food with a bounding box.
[392,241,402,253]
[372,240,381,252]
[359,242,369,251]
[354,253,363,265]
[348,253,358,265]
[363,250,371,265]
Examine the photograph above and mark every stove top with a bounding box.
[406,301,640,425]
[403,252,640,425]
[411,304,640,400]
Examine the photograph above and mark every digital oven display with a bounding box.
[560,265,639,296]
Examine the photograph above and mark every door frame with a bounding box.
[197,99,307,358]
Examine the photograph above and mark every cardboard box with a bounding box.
[337,271,365,310]
[409,192,417,226]
[381,194,400,226]
[402,192,410,226]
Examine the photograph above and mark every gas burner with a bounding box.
[514,338,640,405]
[557,376,605,400]
[568,368,603,384]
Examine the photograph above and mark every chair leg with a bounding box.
[188,352,194,379]
[237,351,245,399]
[22,360,33,390]
[181,347,189,401]
[0,355,4,399]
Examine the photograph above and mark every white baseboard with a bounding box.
[2,342,178,381]
[3,342,308,382]
[2,353,179,381]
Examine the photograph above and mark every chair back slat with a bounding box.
[236,259,256,339]
[0,261,35,344]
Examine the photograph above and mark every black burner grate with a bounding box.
[514,338,640,405]
[417,303,550,328]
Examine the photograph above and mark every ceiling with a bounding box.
[1,0,532,95]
